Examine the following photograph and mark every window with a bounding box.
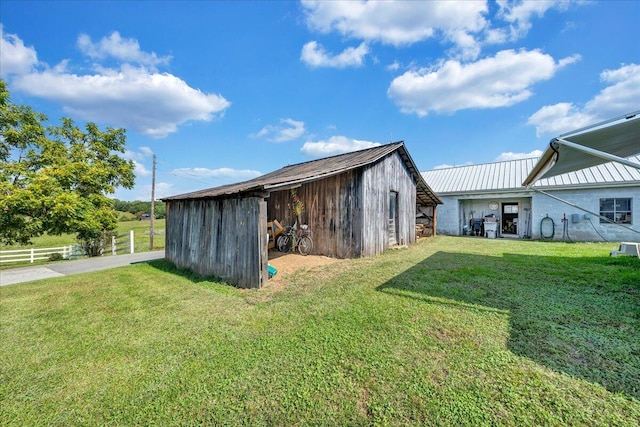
[600,198,632,224]
[503,204,518,214]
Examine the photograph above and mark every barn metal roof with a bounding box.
[163,142,442,206]
[422,155,640,195]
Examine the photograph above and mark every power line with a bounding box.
[170,172,212,186]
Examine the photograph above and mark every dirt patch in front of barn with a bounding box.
[265,250,342,289]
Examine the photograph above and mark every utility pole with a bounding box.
[150,154,156,251]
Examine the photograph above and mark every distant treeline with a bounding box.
[112,199,166,219]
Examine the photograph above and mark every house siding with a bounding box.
[424,156,640,242]
[431,187,640,241]
[530,187,640,241]
[433,195,462,236]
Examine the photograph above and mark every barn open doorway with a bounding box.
[502,202,519,236]
[389,191,399,245]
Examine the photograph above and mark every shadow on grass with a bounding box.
[144,259,233,287]
[377,251,640,400]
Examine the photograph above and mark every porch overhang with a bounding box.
[523,111,640,187]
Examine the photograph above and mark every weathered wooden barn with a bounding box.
[162,142,441,288]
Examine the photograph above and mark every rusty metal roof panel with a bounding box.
[163,142,442,205]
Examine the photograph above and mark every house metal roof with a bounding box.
[163,142,442,206]
[422,155,640,195]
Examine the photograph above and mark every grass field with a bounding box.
[0,219,165,269]
[119,218,165,252]
[1,236,638,426]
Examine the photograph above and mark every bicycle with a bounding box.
[276,224,314,256]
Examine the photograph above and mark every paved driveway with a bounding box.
[1,251,165,286]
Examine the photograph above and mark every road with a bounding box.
[0,250,166,286]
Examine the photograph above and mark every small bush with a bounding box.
[48,253,63,261]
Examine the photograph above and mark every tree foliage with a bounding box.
[112,199,166,220]
[0,80,135,252]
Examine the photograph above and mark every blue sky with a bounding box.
[2,1,638,201]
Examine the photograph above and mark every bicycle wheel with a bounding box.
[297,235,313,255]
[277,234,291,252]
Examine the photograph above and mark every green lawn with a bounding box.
[1,236,638,426]
[119,218,165,253]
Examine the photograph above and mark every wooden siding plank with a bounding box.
[258,200,268,288]
[362,151,416,257]
[165,197,264,288]
[266,170,363,258]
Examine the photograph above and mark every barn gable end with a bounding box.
[361,150,417,257]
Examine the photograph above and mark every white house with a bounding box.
[422,156,640,242]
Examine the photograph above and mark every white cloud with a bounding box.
[113,181,174,201]
[123,147,154,177]
[123,150,142,161]
[302,0,487,47]
[484,0,570,47]
[0,25,38,77]
[433,164,455,170]
[302,1,582,63]
[527,63,640,136]
[527,103,595,137]
[138,181,174,201]
[301,41,369,68]
[172,167,262,180]
[587,64,640,116]
[386,61,400,72]
[446,29,482,61]
[4,29,230,139]
[123,148,152,162]
[139,146,154,157]
[252,118,306,142]
[388,49,579,116]
[433,161,474,170]
[153,182,175,199]
[495,150,543,161]
[484,27,510,45]
[301,135,381,157]
[159,168,263,201]
[13,65,230,138]
[496,0,570,41]
[77,32,171,68]
[133,160,151,177]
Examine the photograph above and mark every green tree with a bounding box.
[112,199,166,219]
[0,80,135,254]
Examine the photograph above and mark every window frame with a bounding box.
[599,197,632,224]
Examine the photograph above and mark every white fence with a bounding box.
[112,231,135,255]
[1,231,135,265]
[0,245,79,264]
